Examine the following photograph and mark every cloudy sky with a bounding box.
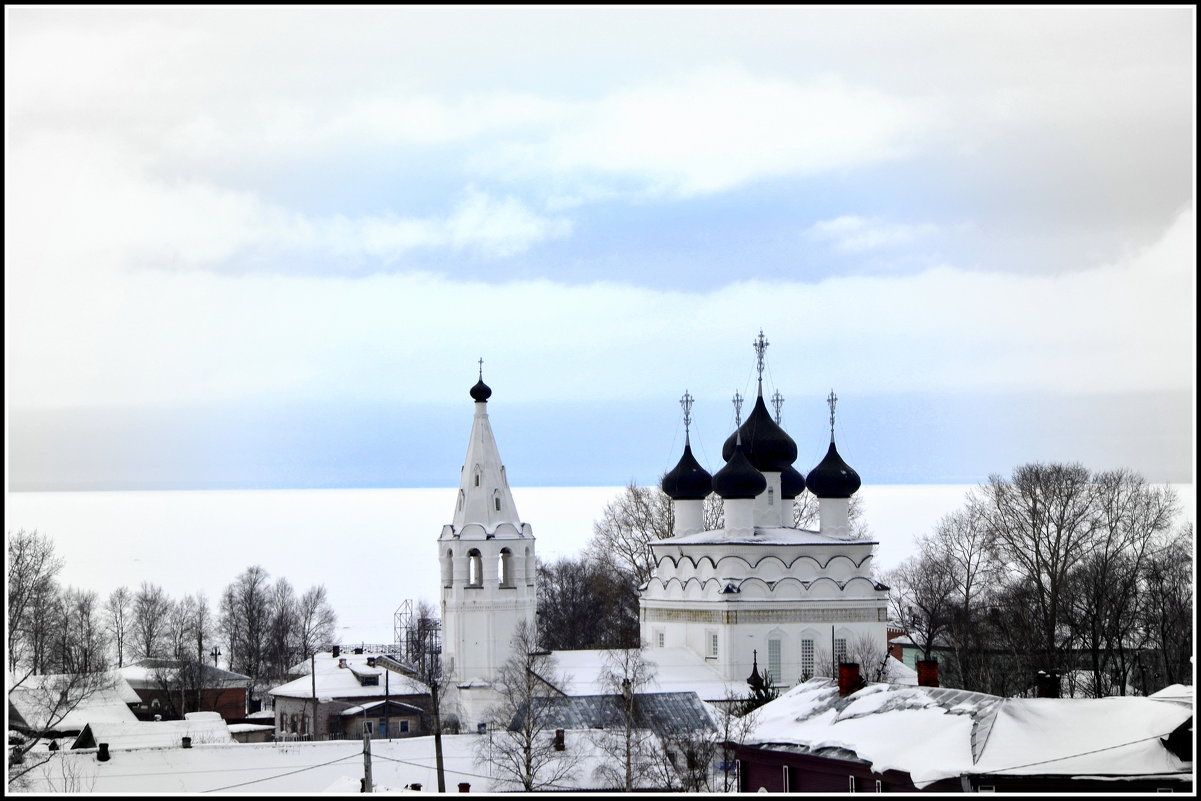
[6,7,1196,491]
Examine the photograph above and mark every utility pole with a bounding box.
[432,676,446,792]
[311,653,317,740]
[362,730,373,792]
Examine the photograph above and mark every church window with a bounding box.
[707,632,719,658]
[768,638,782,683]
[467,549,483,587]
[768,487,774,506]
[475,474,480,487]
[499,548,513,587]
[834,638,848,665]
[494,496,501,511]
[801,639,815,680]
[656,631,665,648]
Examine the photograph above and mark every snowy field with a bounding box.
[6,484,1193,646]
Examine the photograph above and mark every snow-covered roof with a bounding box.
[72,716,233,750]
[269,658,429,700]
[8,672,140,732]
[119,659,250,689]
[226,723,275,734]
[1149,684,1194,706]
[547,648,745,701]
[744,678,1193,789]
[341,699,425,716]
[285,649,409,678]
[661,526,873,546]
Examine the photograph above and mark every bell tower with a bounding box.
[438,361,536,727]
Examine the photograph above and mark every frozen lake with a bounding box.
[6,483,1193,645]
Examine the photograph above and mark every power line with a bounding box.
[969,729,1185,775]
[199,750,362,792]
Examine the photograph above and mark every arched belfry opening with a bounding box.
[499,548,513,587]
[467,549,483,587]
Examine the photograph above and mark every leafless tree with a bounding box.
[477,620,575,791]
[219,565,272,685]
[1138,522,1193,690]
[7,529,63,674]
[976,462,1100,670]
[130,581,172,659]
[714,688,759,792]
[265,577,299,680]
[49,587,109,675]
[793,492,869,538]
[586,482,677,587]
[296,584,337,661]
[590,647,658,791]
[537,557,638,650]
[104,586,133,668]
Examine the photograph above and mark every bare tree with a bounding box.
[1139,523,1193,691]
[219,565,272,686]
[7,529,63,674]
[296,585,337,661]
[265,577,299,680]
[49,587,109,675]
[590,647,658,791]
[477,620,575,792]
[586,482,676,587]
[976,462,1100,670]
[714,688,759,792]
[793,492,869,537]
[130,581,172,659]
[537,557,638,650]
[104,586,133,668]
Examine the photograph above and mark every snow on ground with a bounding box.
[15,728,657,793]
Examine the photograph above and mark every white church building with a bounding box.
[437,336,894,728]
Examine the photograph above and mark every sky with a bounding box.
[5,6,1197,491]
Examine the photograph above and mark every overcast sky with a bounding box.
[6,7,1196,491]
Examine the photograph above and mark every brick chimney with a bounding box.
[553,729,565,751]
[332,645,340,658]
[338,658,347,668]
[182,736,192,749]
[458,782,471,792]
[97,743,110,762]
[366,657,376,668]
[916,660,940,688]
[1035,670,1061,698]
[838,662,863,697]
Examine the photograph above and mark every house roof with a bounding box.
[72,714,233,750]
[8,672,140,733]
[341,699,425,716]
[269,657,429,701]
[512,691,716,738]
[744,678,1193,789]
[119,659,251,689]
[547,648,745,702]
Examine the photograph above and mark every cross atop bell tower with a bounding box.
[827,389,838,442]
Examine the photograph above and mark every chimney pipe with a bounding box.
[332,645,340,658]
[458,782,471,792]
[354,647,363,655]
[338,658,347,668]
[182,736,192,749]
[553,729,565,751]
[916,660,940,688]
[366,657,376,668]
[97,743,110,762]
[838,662,863,697]
[1035,670,1061,698]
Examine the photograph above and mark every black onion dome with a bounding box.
[805,441,861,498]
[721,395,798,472]
[712,440,767,500]
[469,378,492,402]
[779,464,806,499]
[661,441,713,501]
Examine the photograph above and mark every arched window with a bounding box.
[493,491,501,512]
[499,548,513,587]
[768,637,782,684]
[767,487,774,506]
[467,549,483,587]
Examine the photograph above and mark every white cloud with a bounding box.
[806,216,941,253]
[8,204,1192,410]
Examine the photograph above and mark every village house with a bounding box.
[268,648,431,740]
[732,664,1194,793]
[117,658,252,722]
